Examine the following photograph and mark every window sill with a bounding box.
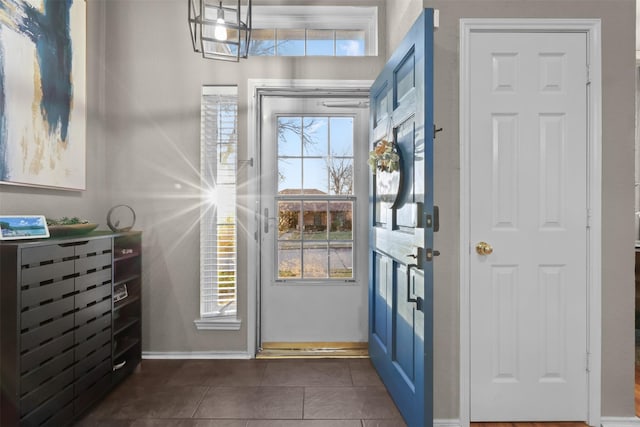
[194,317,242,331]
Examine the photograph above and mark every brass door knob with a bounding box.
[475,241,493,255]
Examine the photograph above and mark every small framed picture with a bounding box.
[0,215,50,240]
[113,284,128,303]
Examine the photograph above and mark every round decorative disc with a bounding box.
[107,205,136,232]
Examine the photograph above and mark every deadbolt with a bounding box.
[475,241,493,256]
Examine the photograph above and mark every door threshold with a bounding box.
[257,342,368,359]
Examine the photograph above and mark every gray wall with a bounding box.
[386,0,636,419]
[101,0,386,354]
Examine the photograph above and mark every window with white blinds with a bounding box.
[196,86,240,330]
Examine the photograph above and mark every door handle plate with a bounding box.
[264,208,277,234]
[406,263,424,312]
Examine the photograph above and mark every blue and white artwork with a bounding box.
[0,0,86,190]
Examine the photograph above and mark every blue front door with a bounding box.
[369,9,435,427]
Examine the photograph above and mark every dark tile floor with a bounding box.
[75,359,407,427]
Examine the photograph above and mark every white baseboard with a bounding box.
[600,417,640,427]
[142,351,252,359]
[434,419,461,427]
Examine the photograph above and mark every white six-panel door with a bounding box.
[469,31,589,421]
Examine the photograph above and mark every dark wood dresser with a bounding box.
[0,231,142,426]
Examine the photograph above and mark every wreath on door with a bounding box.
[368,139,399,173]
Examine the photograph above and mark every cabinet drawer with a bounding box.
[75,312,111,344]
[21,259,75,286]
[20,383,73,427]
[20,365,74,416]
[21,332,74,375]
[21,313,74,352]
[75,341,111,379]
[75,253,112,274]
[21,296,75,330]
[75,283,111,310]
[21,278,75,310]
[74,374,111,416]
[21,347,74,396]
[75,359,111,395]
[74,238,112,257]
[21,245,75,266]
[41,401,74,427]
[75,298,111,326]
[75,269,111,293]
[75,329,111,361]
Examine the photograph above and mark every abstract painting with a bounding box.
[0,0,86,190]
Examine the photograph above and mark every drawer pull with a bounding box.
[58,241,89,247]
[113,360,127,371]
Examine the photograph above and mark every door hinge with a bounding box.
[586,64,591,86]
[586,208,592,229]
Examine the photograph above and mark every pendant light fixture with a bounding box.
[188,0,252,62]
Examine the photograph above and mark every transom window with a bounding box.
[276,115,355,280]
[249,6,377,57]
[250,29,365,57]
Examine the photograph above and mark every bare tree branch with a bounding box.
[277,118,322,149]
[327,158,353,195]
[277,117,323,184]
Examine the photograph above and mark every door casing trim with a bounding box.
[459,19,602,426]
[246,79,373,357]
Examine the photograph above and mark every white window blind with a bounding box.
[198,86,238,326]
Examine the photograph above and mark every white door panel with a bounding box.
[469,32,588,421]
[260,96,369,343]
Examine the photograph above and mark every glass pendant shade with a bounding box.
[188,0,252,61]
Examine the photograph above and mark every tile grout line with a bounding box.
[349,359,355,386]
[302,385,307,420]
[259,359,271,387]
[189,384,212,419]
